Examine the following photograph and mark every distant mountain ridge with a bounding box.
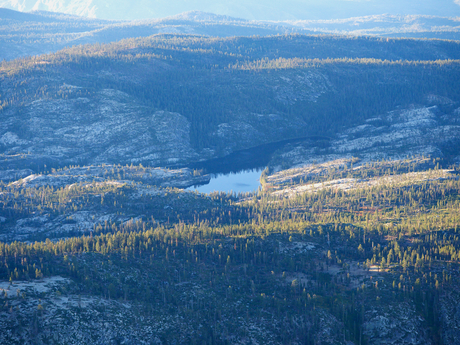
[0,0,98,18]
[1,7,460,63]
[165,10,247,23]
[1,0,459,21]
[0,7,58,22]
[285,14,460,39]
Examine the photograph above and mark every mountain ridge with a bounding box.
[1,0,460,21]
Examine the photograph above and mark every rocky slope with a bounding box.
[267,101,460,174]
[0,164,210,242]
[0,88,210,169]
[1,34,460,171]
[440,287,460,344]
[0,269,351,345]
[362,301,433,345]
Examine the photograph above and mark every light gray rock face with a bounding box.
[269,103,460,170]
[0,165,210,242]
[0,89,201,168]
[333,105,459,159]
[0,68,333,169]
[0,275,351,345]
[0,276,198,345]
[315,309,352,345]
[0,169,33,183]
[363,302,432,345]
[9,164,210,189]
[273,71,332,105]
[440,289,460,345]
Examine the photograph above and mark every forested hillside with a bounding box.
[1,34,460,170]
[1,156,460,344]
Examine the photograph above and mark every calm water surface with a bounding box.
[187,169,263,194]
[184,136,329,194]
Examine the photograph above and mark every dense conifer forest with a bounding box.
[1,34,460,151]
[0,158,460,343]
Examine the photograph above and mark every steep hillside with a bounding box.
[1,34,460,171]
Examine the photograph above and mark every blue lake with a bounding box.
[186,169,263,194]
[184,135,328,194]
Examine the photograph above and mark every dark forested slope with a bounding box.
[1,34,460,170]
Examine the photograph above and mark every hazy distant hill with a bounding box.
[287,14,460,40]
[1,8,460,62]
[0,9,307,61]
[1,0,459,21]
